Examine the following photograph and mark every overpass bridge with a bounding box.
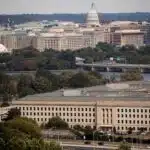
[76,63,150,73]
[61,143,150,150]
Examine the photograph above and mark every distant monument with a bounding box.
[86,2,100,27]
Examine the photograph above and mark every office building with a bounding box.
[36,32,84,51]
[115,30,144,47]
[12,81,150,133]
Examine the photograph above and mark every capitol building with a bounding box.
[86,3,100,27]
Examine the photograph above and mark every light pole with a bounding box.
[93,130,97,150]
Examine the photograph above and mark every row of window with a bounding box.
[117,126,150,131]
[117,108,150,113]
[22,112,95,117]
[20,107,95,112]
[118,114,150,118]
[118,120,150,124]
[103,119,112,124]
[30,117,95,123]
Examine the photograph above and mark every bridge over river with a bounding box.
[76,63,150,73]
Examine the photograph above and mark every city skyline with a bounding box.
[1,0,150,14]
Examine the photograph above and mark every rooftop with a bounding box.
[115,29,143,34]
[17,81,150,102]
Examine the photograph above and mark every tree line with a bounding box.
[1,43,150,71]
[0,69,108,103]
[0,68,143,104]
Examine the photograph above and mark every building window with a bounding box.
[30,107,32,111]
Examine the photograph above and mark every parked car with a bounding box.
[84,141,91,144]
[98,142,104,145]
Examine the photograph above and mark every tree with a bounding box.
[32,76,52,93]
[4,117,41,139]
[118,142,131,150]
[113,127,117,134]
[120,70,143,81]
[68,72,91,88]
[127,127,133,134]
[73,125,84,131]
[2,108,21,121]
[0,138,5,149]
[83,126,93,140]
[45,117,69,129]
[0,117,61,150]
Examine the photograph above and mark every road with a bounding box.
[45,139,150,150]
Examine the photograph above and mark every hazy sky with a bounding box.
[1,0,150,14]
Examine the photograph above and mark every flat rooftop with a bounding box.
[17,81,150,102]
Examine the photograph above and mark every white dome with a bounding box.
[86,3,100,26]
[0,44,9,53]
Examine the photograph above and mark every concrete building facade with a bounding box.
[12,82,150,133]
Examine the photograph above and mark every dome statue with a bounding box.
[0,44,9,53]
[86,3,100,27]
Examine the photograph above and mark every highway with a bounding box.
[60,142,150,150]
[76,63,150,69]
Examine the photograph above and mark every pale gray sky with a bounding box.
[1,0,150,14]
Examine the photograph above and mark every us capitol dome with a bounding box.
[86,2,100,27]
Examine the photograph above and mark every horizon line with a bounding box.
[0,11,150,15]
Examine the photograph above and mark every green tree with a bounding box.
[4,117,41,138]
[0,138,5,150]
[68,72,91,88]
[45,117,69,129]
[0,117,61,150]
[33,76,52,93]
[118,142,131,150]
[2,108,21,121]
[120,70,143,81]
